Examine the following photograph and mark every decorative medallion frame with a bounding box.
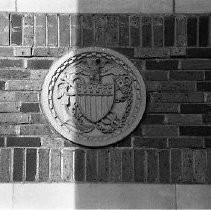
[41,47,146,147]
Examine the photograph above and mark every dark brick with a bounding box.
[159,150,170,183]
[207,149,211,183]
[143,71,168,81]
[133,137,167,149]
[0,59,23,69]
[153,17,163,47]
[50,149,61,182]
[74,150,85,182]
[82,15,94,46]
[119,15,129,47]
[98,150,109,182]
[122,149,133,182]
[11,14,22,45]
[146,149,158,183]
[23,14,34,46]
[170,71,204,81]
[7,137,41,147]
[0,137,4,147]
[26,149,37,181]
[164,16,175,47]
[94,15,106,46]
[142,17,152,47]
[160,82,196,92]
[130,15,140,47]
[187,17,197,47]
[142,114,165,125]
[181,104,211,114]
[0,149,11,182]
[27,59,53,69]
[0,81,5,90]
[132,124,142,136]
[30,113,46,124]
[0,13,9,46]
[197,82,211,91]
[199,16,209,47]
[180,126,211,136]
[47,15,58,46]
[146,60,178,70]
[71,15,81,46]
[187,48,211,58]
[38,149,49,182]
[205,71,211,80]
[205,138,211,148]
[20,124,53,136]
[86,150,97,182]
[111,48,134,58]
[181,59,211,70]
[148,103,179,113]
[182,149,193,183]
[115,136,131,147]
[35,14,46,46]
[13,148,24,182]
[176,16,187,47]
[59,15,70,47]
[171,149,182,183]
[203,115,211,124]
[169,138,204,148]
[0,70,30,79]
[109,149,121,182]
[134,149,145,182]
[21,102,40,113]
[106,15,118,47]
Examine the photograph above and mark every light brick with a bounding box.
[50,149,61,182]
[0,102,20,112]
[0,113,29,124]
[5,80,42,91]
[62,149,73,182]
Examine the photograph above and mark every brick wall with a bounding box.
[0,13,210,184]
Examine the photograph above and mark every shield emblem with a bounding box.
[76,83,114,123]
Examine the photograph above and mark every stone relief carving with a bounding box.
[41,47,146,146]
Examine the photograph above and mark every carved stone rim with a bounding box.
[41,47,146,147]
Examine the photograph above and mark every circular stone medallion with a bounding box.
[41,47,146,147]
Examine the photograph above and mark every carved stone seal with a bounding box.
[41,47,146,147]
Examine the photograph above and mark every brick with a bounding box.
[38,149,49,182]
[159,150,170,183]
[30,113,46,124]
[170,47,186,57]
[142,17,152,47]
[32,47,68,57]
[181,104,211,114]
[171,149,182,183]
[21,102,40,113]
[205,93,211,102]
[148,103,179,113]
[27,59,53,69]
[207,150,211,183]
[0,102,20,112]
[0,138,4,147]
[0,113,29,124]
[111,48,134,58]
[13,148,24,182]
[169,138,204,148]
[146,60,178,70]
[0,91,16,102]
[170,71,204,81]
[205,138,211,148]
[122,149,133,182]
[181,59,211,70]
[59,15,70,47]
[94,15,106,46]
[74,150,85,182]
[180,126,211,136]
[143,71,168,81]
[131,59,143,71]
[134,48,169,58]
[0,47,13,56]
[203,115,211,124]
[71,15,81,46]
[26,149,37,181]
[150,93,203,103]
[0,59,23,68]
[153,17,163,47]
[11,14,22,46]
[132,124,142,136]
[160,81,196,92]
[0,81,5,90]
[119,15,129,47]
[187,17,197,47]
[134,149,145,182]
[97,150,109,182]
[30,70,48,80]
[164,16,175,47]
[133,137,167,149]
[86,150,97,182]
[166,114,202,125]
[205,71,211,80]
[23,14,34,46]
[0,149,11,182]
[106,15,118,47]
[146,149,158,183]
[0,125,18,135]
[62,149,73,182]
[41,137,64,148]
[187,48,211,58]
[109,149,121,182]
[199,16,209,47]
[0,70,30,79]
[115,136,131,147]
[35,14,46,46]
[7,137,41,147]
[176,16,187,47]
[20,125,52,135]
[82,15,94,46]
[130,15,140,47]
[0,13,9,46]
[13,47,32,57]
[50,149,61,182]
[182,149,193,183]
[193,150,206,183]
[197,82,211,91]
[142,114,165,124]
[47,15,58,46]
[6,80,41,91]
[15,92,39,102]
[143,125,178,137]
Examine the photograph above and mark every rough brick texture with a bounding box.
[0,12,210,184]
